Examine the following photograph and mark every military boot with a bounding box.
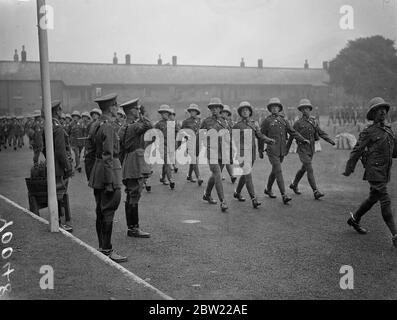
[127,225,151,238]
[289,183,301,195]
[264,189,277,199]
[347,212,368,235]
[233,192,246,202]
[252,198,261,209]
[220,201,228,212]
[314,190,325,200]
[103,250,128,263]
[203,194,217,204]
[282,194,292,205]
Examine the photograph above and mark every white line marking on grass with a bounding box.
[0,194,173,300]
[182,220,201,224]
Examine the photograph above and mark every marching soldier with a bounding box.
[233,101,275,208]
[169,109,180,174]
[287,99,336,199]
[43,100,74,232]
[16,116,25,148]
[200,97,230,212]
[31,111,44,165]
[181,103,203,185]
[155,104,176,189]
[84,108,102,181]
[259,97,309,205]
[88,93,127,263]
[220,105,237,184]
[343,97,397,247]
[70,110,84,173]
[119,98,152,238]
[8,116,18,150]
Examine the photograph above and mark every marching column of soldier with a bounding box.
[1,93,396,263]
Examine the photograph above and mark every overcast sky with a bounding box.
[0,0,396,68]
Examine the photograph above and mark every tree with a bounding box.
[328,35,397,102]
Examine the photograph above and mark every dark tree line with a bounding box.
[329,35,397,102]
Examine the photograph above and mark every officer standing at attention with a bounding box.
[43,100,73,232]
[259,97,309,205]
[119,98,152,238]
[181,104,203,185]
[88,93,127,263]
[200,97,230,212]
[287,99,336,200]
[343,97,397,247]
[233,101,275,208]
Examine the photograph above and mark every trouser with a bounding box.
[94,188,121,251]
[17,135,23,147]
[33,148,43,164]
[8,135,17,148]
[72,146,83,168]
[292,153,318,192]
[205,161,225,201]
[161,164,173,182]
[84,157,95,181]
[236,161,256,199]
[188,164,200,179]
[221,164,234,179]
[267,154,286,195]
[124,178,144,228]
[353,182,396,235]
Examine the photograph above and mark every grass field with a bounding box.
[0,120,396,299]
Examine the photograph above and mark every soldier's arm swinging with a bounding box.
[343,129,371,176]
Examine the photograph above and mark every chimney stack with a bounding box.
[113,52,118,65]
[125,54,131,65]
[322,61,329,70]
[172,55,177,66]
[304,59,309,69]
[158,54,162,65]
[240,58,245,68]
[258,59,263,69]
[13,49,19,62]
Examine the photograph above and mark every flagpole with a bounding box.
[36,0,59,232]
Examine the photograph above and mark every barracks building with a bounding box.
[0,55,340,119]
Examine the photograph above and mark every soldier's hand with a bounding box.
[104,184,115,194]
[331,140,336,146]
[303,139,310,144]
[268,138,276,145]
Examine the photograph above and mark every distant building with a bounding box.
[0,60,335,118]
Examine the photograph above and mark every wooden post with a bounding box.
[36,0,59,232]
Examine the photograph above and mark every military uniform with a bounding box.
[288,100,335,197]
[233,101,274,207]
[181,110,201,183]
[200,98,231,210]
[31,118,44,164]
[344,97,397,244]
[88,93,125,260]
[69,118,85,171]
[84,119,100,181]
[119,99,152,237]
[259,98,307,202]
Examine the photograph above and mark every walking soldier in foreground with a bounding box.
[233,101,275,208]
[88,93,127,263]
[119,98,152,238]
[259,97,309,205]
[200,97,230,212]
[181,103,203,185]
[343,97,397,247]
[287,99,336,199]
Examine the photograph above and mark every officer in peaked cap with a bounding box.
[259,97,309,205]
[42,100,73,232]
[182,103,203,185]
[344,97,397,247]
[118,98,152,238]
[88,93,127,263]
[200,97,230,212]
[287,99,336,200]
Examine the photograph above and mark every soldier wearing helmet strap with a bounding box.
[233,101,275,209]
[343,97,397,247]
[259,97,309,205]
[287,99,336,200]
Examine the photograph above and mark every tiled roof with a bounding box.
[0,61,329,86]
